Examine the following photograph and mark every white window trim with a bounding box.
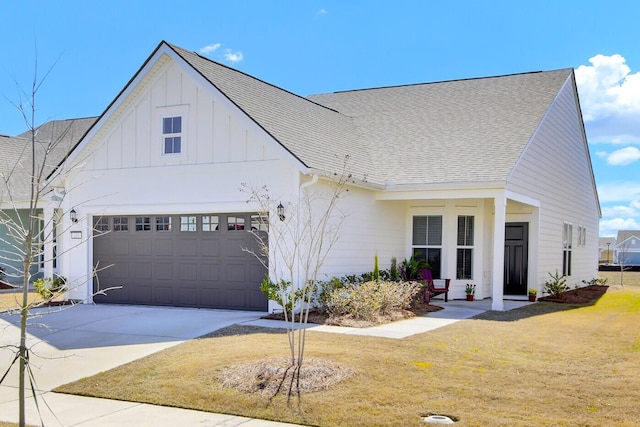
[154,105,189,158]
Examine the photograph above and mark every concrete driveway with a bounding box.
[0,304,266,393]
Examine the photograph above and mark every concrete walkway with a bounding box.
[0,299,527,426]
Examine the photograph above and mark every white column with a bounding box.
[42,207,55,279]
[492,193,507,311]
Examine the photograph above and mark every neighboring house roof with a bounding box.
[599,237,616,248]
[615,231,640,250]
[0,117,97,202]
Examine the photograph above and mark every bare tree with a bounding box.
[241,157,352,394]
[0,58,112,427]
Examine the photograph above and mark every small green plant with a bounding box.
[582,277,608,286]
[544,270,569,298]
[313,277,346,313]
[528,288,538,296]
[373,254,380,283]
[399,253,430,281]
[465,283,476,295]
[389,257,400,281]
[33,276,67,300]
[260,276,306,314]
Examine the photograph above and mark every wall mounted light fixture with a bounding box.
[70,208,78,223]
[277,202,285,221]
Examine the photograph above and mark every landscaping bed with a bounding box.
[538,284,608,304]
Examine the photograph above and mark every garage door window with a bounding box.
[202,215,219,231]
[95,217,109,232]
[228,216,245,231]
[113,217,129,232]
[251,214,269,232]
[180,216,197,232]
[136,217,151,231]
[156,216,172,231]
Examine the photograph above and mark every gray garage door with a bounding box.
[92,213,268,311]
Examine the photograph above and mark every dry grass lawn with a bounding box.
[0,291,42,312]
[56,272,640,426]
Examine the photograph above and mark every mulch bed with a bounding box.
[262,301,444,328]
[0,283,16,290]
[538,284,609,304]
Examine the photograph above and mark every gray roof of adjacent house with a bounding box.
[169,42,573,187]
[0,117,97,201]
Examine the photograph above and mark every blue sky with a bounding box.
[1,1,639,238]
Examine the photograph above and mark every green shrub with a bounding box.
[325,281,421,320]
[582,277,608,286]
[389,257,400,282]
[33,276,67,300]
[544,271,569,298]
[373,254,380,283]
[313,277,346,313]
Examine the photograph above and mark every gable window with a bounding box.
[162,116,182,154]
[412,215,442,279]
[456,216,474,280]
[563,222,572,276]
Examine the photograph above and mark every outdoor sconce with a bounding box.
[70,208,78,223]
[277,202,285,221]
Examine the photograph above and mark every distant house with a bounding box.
[614,230,640,266]
[1,41,601,310]
[0,118,96,284]
[599,237,616,264]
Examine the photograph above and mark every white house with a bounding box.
[6,41,601,311]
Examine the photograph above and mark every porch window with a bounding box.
[563,222,572,276]
[412,216,442,279]
[456,215,474,279]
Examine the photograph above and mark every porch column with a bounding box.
[42,207,55,279]
[491,193,507,311]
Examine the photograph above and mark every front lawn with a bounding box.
[55,273,640,426]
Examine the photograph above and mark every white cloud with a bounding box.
[575,54,640,121]
[224,49,243,63]
[199,43,221,55]
[607,146,640,165]
[597,182,640,203]
[317,8,328,15]
[600,217,640,237]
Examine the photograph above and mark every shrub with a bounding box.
[582,277,608,286]
[544,271,569,298]
[325,281,421,321]
[389,257,400,282]
[33,276,67,300]
[313,277,346,313]
[399,253,430,281]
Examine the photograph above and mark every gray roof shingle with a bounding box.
[1,117,97,201]
[170,42,571,186]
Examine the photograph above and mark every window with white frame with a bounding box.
[180,216,197,232]
[578,225,586,247]
[563,222,573,276]
[156,216,172,232]
[456,215,474,280]
[94,217,110,232]
[162,116,182,154]
[412,215,442,279]
[202,215,219,232]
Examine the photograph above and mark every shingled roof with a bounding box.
[1,117,97,201]
[167,42,572,187]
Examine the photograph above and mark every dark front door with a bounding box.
[504,222,528,295]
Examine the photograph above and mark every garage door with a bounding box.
[92,213,268,311]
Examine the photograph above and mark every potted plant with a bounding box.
[465,283,476,301]
[528,288,537,302]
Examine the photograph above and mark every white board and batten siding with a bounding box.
[62,56,301,301]
[507,74,600,286]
